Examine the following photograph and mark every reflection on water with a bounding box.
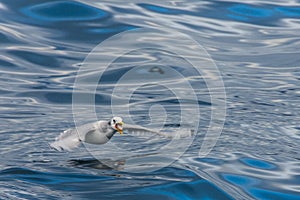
[0,0,300,199]
[68,159,126,171]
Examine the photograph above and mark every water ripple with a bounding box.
[21,1,110,22]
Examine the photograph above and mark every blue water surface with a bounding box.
[1,0,300,199]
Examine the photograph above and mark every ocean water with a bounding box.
[1,0,300,199]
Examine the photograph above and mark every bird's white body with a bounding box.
[82,121,115,143]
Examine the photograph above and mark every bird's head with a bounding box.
[110,117,124,135]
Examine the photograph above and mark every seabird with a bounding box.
[50,116,163,151]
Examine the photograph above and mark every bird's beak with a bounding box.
[116,122,124,135]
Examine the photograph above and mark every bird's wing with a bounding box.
[49,128,81,151]
[50,122,100,151]
[123,124,195,139]
[123,123,169,138]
